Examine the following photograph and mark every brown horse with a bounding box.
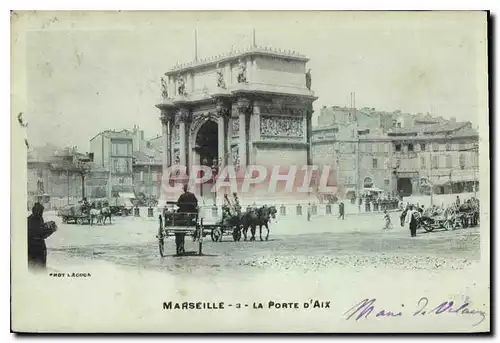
[242,205,277,241]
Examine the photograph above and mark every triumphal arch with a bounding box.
[156,46,317,205]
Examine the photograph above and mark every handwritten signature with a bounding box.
[344,298,486,326]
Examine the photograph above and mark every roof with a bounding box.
[166,45,309,75]
[133,150,162,165]
[388,121,472,136]
[90,129,134,142]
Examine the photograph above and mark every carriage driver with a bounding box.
[174,184,198,255]
[176,184,198,214]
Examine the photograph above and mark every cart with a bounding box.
[206,222,242,242]
[57,204,91,225]
[157,203,203,257]
[417,207,455,232]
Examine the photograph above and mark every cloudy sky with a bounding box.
[19,11,487,151]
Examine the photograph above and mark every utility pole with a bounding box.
[429,143,434,206]
[352,92,360,211]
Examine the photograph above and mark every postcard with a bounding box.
[11,10,490,333]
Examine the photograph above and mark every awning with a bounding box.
[118,192,135,199]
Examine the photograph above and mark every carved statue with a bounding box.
[177,75,186,96]
[216,64,225,88]
[237,59,247,83]
[305,69,312,90]
[160,77,169,99]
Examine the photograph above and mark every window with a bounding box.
[459,142,465,151]
[459,154,466,169]
[384,144,389,153]
[432,156,439,169]
[432,143,439,151]
[384,179,390,186]
[395,144,401,152]
[445,143,451,151]
[396,159,401,168]
[446,155,452,168]
[421,143,426,151]
[420,156,426,169]
[408,143,414,152]
[372,158,378,169]
[366,143,372,153]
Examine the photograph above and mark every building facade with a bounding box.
[27,146,97,210]
[312,107,479,198]
[89,129,135,199]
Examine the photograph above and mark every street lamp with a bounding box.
[76,156,92,200]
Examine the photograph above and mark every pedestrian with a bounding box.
[405,205,419,238]
[456,196,461,207]
[307,203,312,221]
[338,201,345,220]
[383,209,392,230]
[27,202,57,271]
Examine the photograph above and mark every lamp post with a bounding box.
[76,156,92,200]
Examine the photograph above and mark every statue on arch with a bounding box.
[160,77,169,99]
[177,75,186,96]
[237,59,247,83]
[216,63,226,89]
[305,69,312,90]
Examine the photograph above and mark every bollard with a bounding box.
[148,207,154,217]
[134,207,140,217]
[311,203,318,215]
[326,204,332,215]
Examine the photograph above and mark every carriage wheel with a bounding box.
[212,228,222,242]
[76,217,84,225]
[423,223,434,232]
[233,229,241,242]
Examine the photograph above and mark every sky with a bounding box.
[20,11,487,151]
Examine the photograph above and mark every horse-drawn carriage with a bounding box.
[156,202,204,257]
[57,204,91,225]
[416,201,479,233]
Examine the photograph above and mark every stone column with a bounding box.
[179,121,187,166]
[248,105,260,165]
[236,98,252,168]
[161,117,169,167]
[306,105,313,165]
[218,116,225,167]
[238,111,247,168]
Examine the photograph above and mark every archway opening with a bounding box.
[195,120,219,166]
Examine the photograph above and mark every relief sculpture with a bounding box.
[260,116,304,138]
[231,146,240,167]
[173,149,180,165]
[174,124,180,143]
[231,118,240,136]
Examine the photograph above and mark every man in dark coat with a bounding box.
[177,184,198,214]
[338,201,345,220]
[27,202,56,271]
[174,185,199,255]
